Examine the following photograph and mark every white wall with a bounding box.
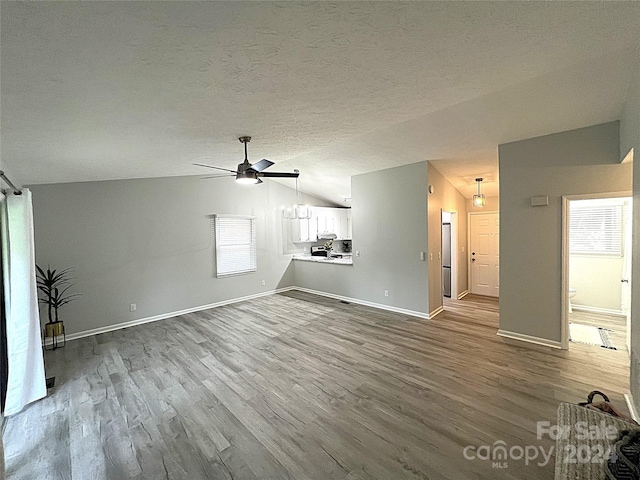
[499,121,631,343]
[621,47,640,412]
[29,176,317,335]
[569,255,624,312]
[293,161,431,316]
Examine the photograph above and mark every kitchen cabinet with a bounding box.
[289,206,351,243]
[291,216,317,243]
[315,207,351,240]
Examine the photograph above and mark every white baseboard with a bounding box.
[497,329,563,349]
[571,305,626,317]
[50,287,297,344]
[292,287,431,319]
[625,393,640,422]
[47,286,431,344]
[457,290,469,300]
[429,306,444,318]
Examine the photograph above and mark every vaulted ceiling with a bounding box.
[2,2,639,203]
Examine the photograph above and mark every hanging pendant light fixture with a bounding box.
[473,178,486,207]
[282,170,311,219]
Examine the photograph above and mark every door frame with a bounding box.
[467,210,499,297]
[561,191,632,350]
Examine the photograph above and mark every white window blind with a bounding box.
[214,215,257,277]
[569,204,623,255]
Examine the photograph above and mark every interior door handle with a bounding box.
[622,279,629,283]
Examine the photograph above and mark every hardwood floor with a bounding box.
[4,292,631,479]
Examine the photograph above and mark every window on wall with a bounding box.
[214,215,257,277]
[570,201,624,255]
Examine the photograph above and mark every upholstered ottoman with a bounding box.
[555,402,639,480]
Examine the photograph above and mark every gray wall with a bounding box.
[499,121,631,343]
[29,176,321,335]
[294,162,431,315]
[621,48,640,412]
[426,163,468,311]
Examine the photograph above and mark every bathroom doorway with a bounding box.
[561,193,632,354]
[441,210,458,302]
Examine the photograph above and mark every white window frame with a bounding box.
[213,214,257,278]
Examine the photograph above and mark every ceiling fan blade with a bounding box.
[200,174,236,179]
[258,171,300,178]
[249,159,274,172]
[192,163,236,173]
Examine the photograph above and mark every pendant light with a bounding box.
[282,171,311,219]
[473,178,486,207]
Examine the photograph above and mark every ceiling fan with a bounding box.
[193,136,300,185]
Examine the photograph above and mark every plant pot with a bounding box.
[45,321,64,337]
[44,321,66,350]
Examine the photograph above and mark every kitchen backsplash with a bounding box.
[313,239,352,253]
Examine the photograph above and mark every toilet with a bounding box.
[569,288,577,313]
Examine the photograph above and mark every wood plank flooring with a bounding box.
[3,292,631,479]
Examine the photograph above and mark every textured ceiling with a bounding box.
[2,2,640,203]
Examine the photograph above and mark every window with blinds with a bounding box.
[214,215,257,277]
[569,203,624,255]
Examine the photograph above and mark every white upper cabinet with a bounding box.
[289,207,351,243]
[291,213,317,243]
[315,207,351,240]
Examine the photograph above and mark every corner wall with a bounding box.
[499,121,631,343]
[293,162,431,315]
[29,176,310,335]
[427,163,469,312]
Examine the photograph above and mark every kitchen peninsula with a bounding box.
[292,253,353,265]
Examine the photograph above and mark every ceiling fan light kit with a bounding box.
[193,136,299,185]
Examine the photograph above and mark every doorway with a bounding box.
[562,193,632,352]
[469,212,499,297]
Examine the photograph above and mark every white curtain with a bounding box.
[1,189,46,416]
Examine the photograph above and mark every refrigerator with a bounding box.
[442,223,451,298]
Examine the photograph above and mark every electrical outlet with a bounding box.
[384,290,389,297]
[355,250,360,257]
[438,252,441,259]
[430,253,433,261]
[261,280,266,286]
[130,303,136,312]
[420,251,425,261]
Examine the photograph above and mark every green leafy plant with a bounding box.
[323,239,334,251]
[35,265,81,324]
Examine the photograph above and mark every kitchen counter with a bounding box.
[292,254,353,265]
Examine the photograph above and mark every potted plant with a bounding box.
[36,265,80,340]
[323,239,334,257]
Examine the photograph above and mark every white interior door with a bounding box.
[470,213,499,297]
